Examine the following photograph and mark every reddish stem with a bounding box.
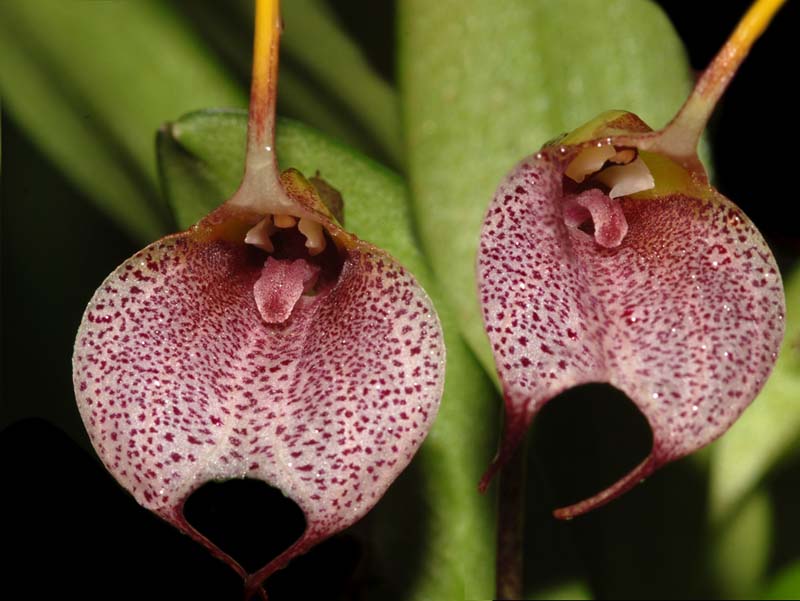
[229,0,295,216]
[650,0,786,160]
[495,433,527,600]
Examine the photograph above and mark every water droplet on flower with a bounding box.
[707,244,728,269]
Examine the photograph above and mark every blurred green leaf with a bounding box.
[280,0,402,166]
[529,580,593,600]
[277,66,389,160]
[398,0,696,373]
[157,110,500,600]
[1,117,137,442]
[711,490,773,599]
[0,0,244,242]
[171,0,401,167]
[157,111,244,227]
[763,559,800,600]
[709,266,800,521]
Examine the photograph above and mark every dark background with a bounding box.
[2,1,796,599]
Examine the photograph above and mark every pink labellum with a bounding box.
[562,187,628,249]
[254,257,320,323]
[477,119,785,519]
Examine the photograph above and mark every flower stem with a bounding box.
[247,0,281,160]
[655,0,786,159]
[495,432,528,600]
[230,0,295,216]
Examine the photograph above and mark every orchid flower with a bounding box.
[71,0,444,596]
[478,0,786,519]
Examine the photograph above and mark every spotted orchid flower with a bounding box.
[478,0,786,519]
[71,1,444,596]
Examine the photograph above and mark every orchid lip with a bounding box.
[240,209,346,325]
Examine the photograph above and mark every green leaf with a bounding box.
[157,110,500,600]
[710,490,773,599]
[169,0,401,166]
[277,66,390,161]
[709,267,800,521]
[529,581,593,600]
[398,0,695,373]
[1,118,138,445]
[280,0,403,166]
[0,0,244,242]
[763,559,800,600]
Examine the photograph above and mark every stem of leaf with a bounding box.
[495,432,528,600]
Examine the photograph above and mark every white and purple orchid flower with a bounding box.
[72,1,443,595]
[477,0,786,519]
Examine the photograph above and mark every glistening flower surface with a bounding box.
[72,197,444,531]
[478,117,784,517]
[73,195,443,563]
